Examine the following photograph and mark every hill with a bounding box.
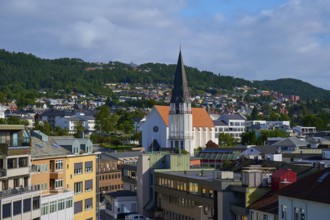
[0,49,329,102]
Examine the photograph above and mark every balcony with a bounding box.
[0,138,31,156]
[49,171,64,179]
[0,186,40,199]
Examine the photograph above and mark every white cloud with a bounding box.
[0,0,329,89]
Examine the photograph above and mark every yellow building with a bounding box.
[30,131,99,220]
[66,153,97,220]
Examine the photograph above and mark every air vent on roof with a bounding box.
[35,143,44,148]
[317,172,330,183]
[52,144,60,148]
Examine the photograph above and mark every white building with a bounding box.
[40,191,74,220]
[214,113,246,141]
[55,113,95,135]
[104,190,137,219]
[293,126,316,137]
[141,51,217,155]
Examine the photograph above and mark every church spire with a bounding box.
[170,50,190,103]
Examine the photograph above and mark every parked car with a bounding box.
[124,213,151,220]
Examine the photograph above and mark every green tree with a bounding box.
[73,121,84,138]
[218,133,236,147]
[241,131,257,145]
[95,105,111,133]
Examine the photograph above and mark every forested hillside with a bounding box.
[0,49,329,102]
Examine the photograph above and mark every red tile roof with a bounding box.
[275,168,330,204]
[154,105,214,128]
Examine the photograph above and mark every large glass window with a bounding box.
[7,158,17,169]
[19,157,28,167]
[13,200,22,216]
[23,198,31,213]
[33,196,40,210]
[2,203,11,219]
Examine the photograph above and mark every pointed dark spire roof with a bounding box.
[170,50,190,103]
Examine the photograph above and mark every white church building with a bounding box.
[141,50,218,155]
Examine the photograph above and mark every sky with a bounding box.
[1,0,330,90]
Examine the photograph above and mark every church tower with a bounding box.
[168,50,193,154]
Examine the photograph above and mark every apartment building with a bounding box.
[30,130,99,220]
[99,153,123,195]
[0,124,42,220]
[214,113,246,141]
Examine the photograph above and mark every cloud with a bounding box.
[0,0,329,89]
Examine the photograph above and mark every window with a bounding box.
[55,160,63,171]
[74,162,83,175]
[300,209,305,220]
[85,179,93,192]
[32,164,41,173]
[33,196,40,210]
[13,200,22,216]
[7,158,17,169]
[85,161,93,173]
[74,201,83,214]
[58,199,65,211]
[50,201,57,213]
[41,203,49,215]
[85,198,93,210]
[55,179,63,189]
[23,198,31,213]
[2,203,11,219]
[74,182,83,194]
[281,205,287,219]
[66,197,73,208]
[294,207,299,220]
[19,157,28,167]
[41,164,48,172]
[263,214,268,220]
[188,182,198,194]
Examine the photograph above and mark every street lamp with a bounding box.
[198,205,203,220]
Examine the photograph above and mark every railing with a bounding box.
[0,138,31,156]
[0,186,39,198]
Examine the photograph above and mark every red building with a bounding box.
[271,169,297,191]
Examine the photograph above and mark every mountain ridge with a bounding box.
[0,49,329,101]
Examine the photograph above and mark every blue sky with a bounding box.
[0,0,329,90]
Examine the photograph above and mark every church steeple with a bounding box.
[170,50,190,103]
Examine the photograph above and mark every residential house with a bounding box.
[271,137,308,153]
